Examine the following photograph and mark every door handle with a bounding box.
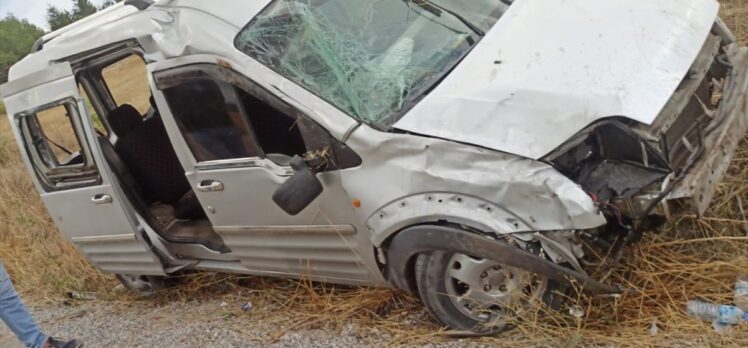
[197,180,224,192]
[91,194,113,205]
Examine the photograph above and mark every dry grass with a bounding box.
[723,0,748,46]
[1,2,748,346]
[100,55,151,115]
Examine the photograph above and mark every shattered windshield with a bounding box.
[235,0,508,128]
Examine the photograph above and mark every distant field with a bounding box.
[1,2,747,346]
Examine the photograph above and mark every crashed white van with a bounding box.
[2,0,747,333]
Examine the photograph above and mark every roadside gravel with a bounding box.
[0,298,493,348]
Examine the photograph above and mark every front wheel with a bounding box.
[415,250,559,334]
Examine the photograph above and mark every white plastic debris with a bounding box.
[686,300,748,329]
[649,318,659,335]
[66,291,96,301]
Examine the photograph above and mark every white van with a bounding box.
[2,0,746,333]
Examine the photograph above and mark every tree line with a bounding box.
[1,0,121,83]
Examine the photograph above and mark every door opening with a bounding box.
[79,53,229,252]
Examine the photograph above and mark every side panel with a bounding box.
[1,63,164,275]
[69,234,164,275]
[217,225,372,283]
[188,165,378,284]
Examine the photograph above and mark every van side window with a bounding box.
[162,79,263,162]
[101,55,151,115]
[238,89,307,159]
[17,99,99,190]
[35,104,82,163]
[155,64,361,170]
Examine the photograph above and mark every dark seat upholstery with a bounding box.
[107,104,142,136]
[100,136,220,250]
[106,104,191,205]
[97,135,144,201]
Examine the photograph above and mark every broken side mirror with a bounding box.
[272,155,323,215]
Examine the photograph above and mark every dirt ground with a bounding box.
[1,1,748,347]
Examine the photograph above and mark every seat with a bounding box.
[97,135,145,202]
[106,104,192,205]
[100,135,223,251]
[107,104,142,137]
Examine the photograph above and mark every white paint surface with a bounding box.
[395,0,720,159]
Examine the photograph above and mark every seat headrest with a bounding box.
[107,104,142,137]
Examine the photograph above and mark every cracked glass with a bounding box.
[235,0,507,128]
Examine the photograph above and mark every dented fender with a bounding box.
[339,126,607,247]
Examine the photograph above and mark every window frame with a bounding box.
[153,63,361,172]
[71,45,152,139]
[77,82,108,136]
[156,68,266,164]
[15,97,101,191]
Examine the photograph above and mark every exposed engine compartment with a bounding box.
[545,33,740,225]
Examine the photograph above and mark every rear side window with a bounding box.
[35,105,82,164]
[17,99,99,190]
[101,55,151,115]
[162,79,262,162]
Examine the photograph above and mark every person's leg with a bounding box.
[0,260,48,348]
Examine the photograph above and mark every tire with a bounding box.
[415,250,561,334]
[115,274,168,297]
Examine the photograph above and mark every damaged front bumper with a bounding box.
[548,38,748,223]
[629,45,748,218]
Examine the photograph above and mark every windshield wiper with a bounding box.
[404,0,485,36]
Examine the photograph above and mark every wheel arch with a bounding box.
[368,192,533,247]
[381,224,622,296]
[379,221,482,295]
[368,193,526,294]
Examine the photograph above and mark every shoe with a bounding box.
[46,337,84,348]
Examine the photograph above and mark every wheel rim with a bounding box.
[444,253,547,325]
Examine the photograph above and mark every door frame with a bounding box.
[1,61,165,276]
[146,55,381,284]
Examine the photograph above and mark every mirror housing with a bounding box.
[272,155,323,215]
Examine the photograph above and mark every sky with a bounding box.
[0,0,109,30]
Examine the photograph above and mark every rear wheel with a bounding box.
[415,250,557,334]
[115,274,168,297]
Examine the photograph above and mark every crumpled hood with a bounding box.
[394,0,719,159]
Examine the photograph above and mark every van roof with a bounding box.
[8,0,272,81]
